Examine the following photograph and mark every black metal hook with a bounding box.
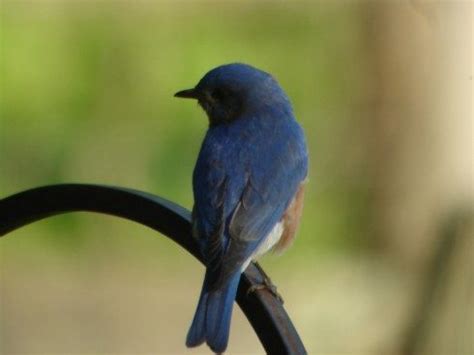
[0,184,306,354]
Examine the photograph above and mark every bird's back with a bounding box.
[193,110,307,265]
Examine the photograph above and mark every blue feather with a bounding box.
[186,271,240,353]
[179,63,308,353]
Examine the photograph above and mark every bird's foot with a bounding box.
[246,263,284,303]
[246,282,284,303]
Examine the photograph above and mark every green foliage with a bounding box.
[1,2,374,258]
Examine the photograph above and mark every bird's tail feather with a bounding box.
[186,271,241,353]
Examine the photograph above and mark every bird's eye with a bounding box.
[211,88,227,101]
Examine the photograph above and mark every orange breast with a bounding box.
[273,181,306,254]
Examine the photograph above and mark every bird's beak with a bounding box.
[174,88,199,99]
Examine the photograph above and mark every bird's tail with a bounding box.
[186,270,241,353]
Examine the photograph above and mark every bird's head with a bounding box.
[175,63,291,126]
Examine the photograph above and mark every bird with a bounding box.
[175,63,308,353]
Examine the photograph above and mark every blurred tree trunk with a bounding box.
[365,1,472,353]
[368,0,472,265]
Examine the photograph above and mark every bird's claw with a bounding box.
[246,283,284,304]
[246,271,284,303]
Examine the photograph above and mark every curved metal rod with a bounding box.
[0,184,306,354]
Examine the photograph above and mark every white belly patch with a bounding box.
[240,222,283,271]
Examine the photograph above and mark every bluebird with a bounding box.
[175,63,308,353]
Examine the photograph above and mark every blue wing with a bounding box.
[188,113,307,351]
[193,113,308,286]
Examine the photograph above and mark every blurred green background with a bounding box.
[1,1,472,354]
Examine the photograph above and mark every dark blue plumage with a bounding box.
[175,63,308,353]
